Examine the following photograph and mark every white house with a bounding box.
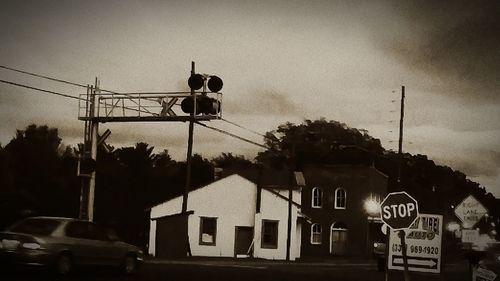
[148,171,305,260]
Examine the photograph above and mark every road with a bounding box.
[1,258,473,281]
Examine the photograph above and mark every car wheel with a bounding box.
[55,253,72,275]
[122,254,137,274]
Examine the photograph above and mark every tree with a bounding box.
[212,153,254,169]
[0,124,79,227]
[256,119,384,167]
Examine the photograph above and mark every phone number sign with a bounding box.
[388,214,443,274]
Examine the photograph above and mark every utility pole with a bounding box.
[286,160,293,261]
[182,61,195,214]
[87,78,99,222]
[181,62,196,257]
[398,85,405,182]
[399,85,410,281]
[386,85,408,281]
[79,79,99,222]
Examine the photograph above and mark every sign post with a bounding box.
[380,191,419,281]
[454,195,489,280]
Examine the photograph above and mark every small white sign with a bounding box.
[454,195,488,228]
[473,266,497,281]
[461,229,480,243]
[388,213,443,274]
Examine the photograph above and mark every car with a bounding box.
[373,241,386,271]
[0,216,143,275]
[478,242,500,275]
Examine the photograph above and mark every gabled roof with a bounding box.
[220,167,304,189]
[148,173,303,213]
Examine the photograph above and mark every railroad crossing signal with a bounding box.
[381,191,419,230]
[182,74,223,115]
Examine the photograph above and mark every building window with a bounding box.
[261,220,279,249]
[311,223,322,245]
[335,188,346,209]
[199,217,217,246]
[312,187,323,208]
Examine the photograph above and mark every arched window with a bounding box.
[334,188,346,209]
[312,187,322,208]
[311,223,322,245]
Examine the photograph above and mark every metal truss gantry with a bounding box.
[78,91,223,123]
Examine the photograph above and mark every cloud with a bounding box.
[224,90,301,116]
[375,0,500,103]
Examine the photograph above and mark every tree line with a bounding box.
[0,120,497,248]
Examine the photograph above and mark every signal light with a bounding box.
[207,76,223,92]
[181,96,220,115]
[181,96,197,114]
[188,74,204,90]
[199,96,220,115]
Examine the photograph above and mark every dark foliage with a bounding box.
[0,120,498,247]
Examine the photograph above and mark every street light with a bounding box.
[364,194,382,257]
[364,195,381,218]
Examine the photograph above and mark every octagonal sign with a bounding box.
[380,191,419,230]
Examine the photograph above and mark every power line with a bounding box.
[0,64,87,89]
[0,64,160,116]
[0,64,121,95]
[195,121,269,150]
[0,79,83,101]
[1,65,280,152]
[221,118,268,139]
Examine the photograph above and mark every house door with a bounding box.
[330,227,348,256]
[234,226,254,257]
[155,215,189,258]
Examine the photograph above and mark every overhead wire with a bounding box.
[0,79,151,117]
[0,64,159,115]
[0,64,118,94]
[195,121,270,150]
[220,117,268,139]
[0,78,271,151]
[1,65,279,152]
[0,79,83,101]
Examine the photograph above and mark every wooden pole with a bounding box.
[397,85,405,183]
[87,78,99,222]
[182,62,195,214]
[398,86,410,281]
[400,229,411,281]
[182,62,196,257]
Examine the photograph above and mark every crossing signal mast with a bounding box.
[77,62,223,222]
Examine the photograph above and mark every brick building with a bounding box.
[300,164,388,257]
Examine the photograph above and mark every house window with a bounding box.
[335,188,346,209]
[261,220,279,249]
[199,217,217,246]
[312,187,323,208]
[311,223,322,245]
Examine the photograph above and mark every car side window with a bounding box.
[88,224,110,241]
[66,221,91,239]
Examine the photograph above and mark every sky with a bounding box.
[0,0,499,197]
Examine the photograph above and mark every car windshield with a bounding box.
[8,218,61,235]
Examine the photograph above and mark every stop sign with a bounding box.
[380,191,419,230]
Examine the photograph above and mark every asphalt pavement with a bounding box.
[0,257,475,281]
